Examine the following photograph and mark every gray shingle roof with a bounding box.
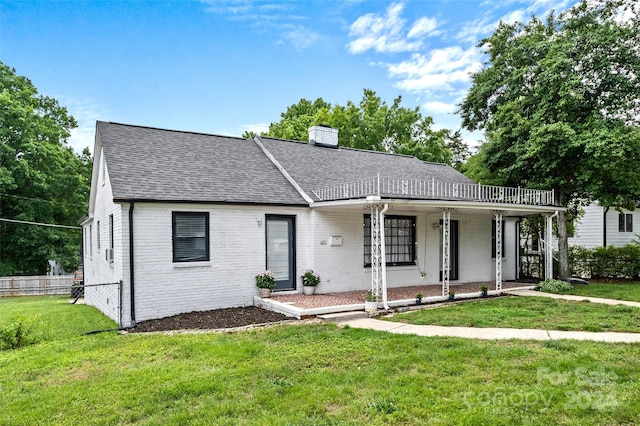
[257,136,475,200]
[97,122,307,205]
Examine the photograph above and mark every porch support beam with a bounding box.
[492,210,506,291]
[545,213,554,280]
[370,204,382,302]
[440,208,452,296]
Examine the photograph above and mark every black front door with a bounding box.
[266,215,296,291]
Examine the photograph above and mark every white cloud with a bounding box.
[407,16,440,38]
[62,98,108,154]
[279,24,319,50]
[241,122,269,136]
[422,100,456,115]
[200,0,317,49]
[347,3,440,54]
[387,46,482,93]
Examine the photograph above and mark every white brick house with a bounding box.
[82,122,562,326]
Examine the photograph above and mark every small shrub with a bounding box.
[537,279,573,293]
[0,316,37,350]
[366,399,397,414]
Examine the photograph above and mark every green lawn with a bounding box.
[387,296,640,333]
[560,282,640,302]
[1,297,639,425]
[0,296,117,345]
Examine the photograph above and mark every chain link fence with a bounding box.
[80,281,123,327]
[0,277,123,328]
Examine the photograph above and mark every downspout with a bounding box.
[379,203,390,310]
[129,202,136,326]
[603,206,609,247]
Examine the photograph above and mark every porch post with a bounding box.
[492,210,505,291]
[441,208,451,297]
[370,204,382,301]
[545,213,554,280]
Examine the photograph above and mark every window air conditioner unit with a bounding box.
[106,248,114,262]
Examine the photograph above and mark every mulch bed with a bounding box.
[131,306,291,333]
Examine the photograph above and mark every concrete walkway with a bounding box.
[504,289,640,308]
[334,291,640,343]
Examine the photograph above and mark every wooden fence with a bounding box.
[0,275,74,297]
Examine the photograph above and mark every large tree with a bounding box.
[0,62,91,275]
[263,89,457,164]
[459,0,640,278]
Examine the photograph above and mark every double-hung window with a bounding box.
[172,212,210,262]
[619,213,633,232]
[364,215,416,266]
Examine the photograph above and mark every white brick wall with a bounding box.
[83,149,124,323]
[311,210,518,294]
[127,204,311,322]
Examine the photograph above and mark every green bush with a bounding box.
[0,316,37,350]
[537,279,573,293]
[569,244,640,279]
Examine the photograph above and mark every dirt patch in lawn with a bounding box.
[131,306,291,333]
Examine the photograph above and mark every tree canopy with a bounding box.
[260,89,461,165]
[0,62,91,275]
[459,0,640,277]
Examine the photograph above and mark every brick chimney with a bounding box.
[308,125,338,148]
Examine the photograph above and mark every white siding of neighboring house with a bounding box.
[83,148,125,324]
[569,203,639,248]
[568,203,604,248]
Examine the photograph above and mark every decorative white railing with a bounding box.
[312,176,555,206]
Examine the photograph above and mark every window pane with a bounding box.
[266,220,289,280]
[364,215,415,266]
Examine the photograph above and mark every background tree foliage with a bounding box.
[0,62,91,275]
[459,0,640,278]
[258,89,464,165]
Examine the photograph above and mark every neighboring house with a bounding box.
[81,122,562,326]
[569,202,639,248]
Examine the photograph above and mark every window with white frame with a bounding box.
[172,212,210,262]
[363,215,416,266]
[619,213,633,232]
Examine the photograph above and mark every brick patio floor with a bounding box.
[271,282,531,309]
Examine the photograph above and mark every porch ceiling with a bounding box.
[310,198,563,217]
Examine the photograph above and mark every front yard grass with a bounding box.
[386,296,640,333]
[0,296,117,344]
[560,282,640,302]
[1,296,639,425]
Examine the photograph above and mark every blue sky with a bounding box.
[1,0,574,153]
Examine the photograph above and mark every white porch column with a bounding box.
[545,213,554,280]
[370,204,382,300]
[441,208,451,297]
[492,210,505,291]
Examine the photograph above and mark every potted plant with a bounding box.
[364,290,378,313]
[301,269,320,295]
[480,285,488,298]
[448,291,455,301]
[415,293,423,305]
[255,271,275,298]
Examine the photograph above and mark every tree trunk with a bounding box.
[557,210,570,279]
